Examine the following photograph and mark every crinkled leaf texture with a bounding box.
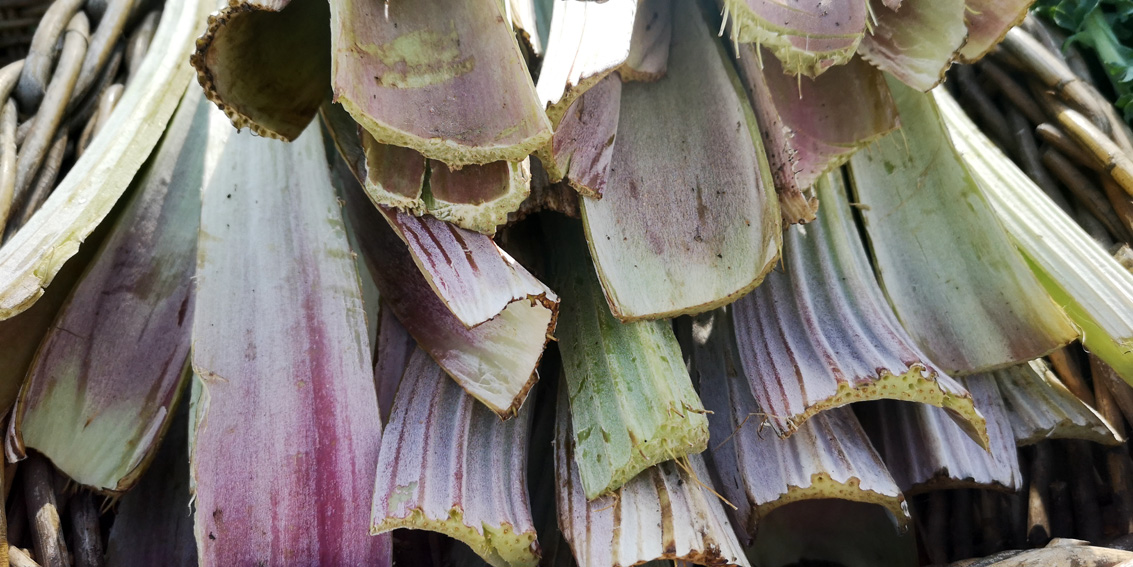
[858,376,1021,493]
[996,360,1122,446]
[689,310,910,543]
[371,346,538,567]
[554,387,749,567]
[729,172,987,444]
[324,103,558,417]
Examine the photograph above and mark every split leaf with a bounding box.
[371,347,538,567]
[0,0,209,320]
[857,0,967,91]
[729,172,987,443]
[582,0,780,321]
[555,387,748,567]
[325,102,559,330]
[7,91,207,492]
[721,0,868,77]
[997,360,1122,446]
[849,78,1077,375]
[547,215,708,500]
[190,0,329,140]
[858,376,1022,493]
[190,113,387,565]
[938,89,1133,384]
[331,0,551,166]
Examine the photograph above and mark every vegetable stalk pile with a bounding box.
[0,0,1131,566]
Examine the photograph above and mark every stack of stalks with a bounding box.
[947,15,1133,255]
[930,13,1133,567]
[0,0,161,240]
[0,0,165,565]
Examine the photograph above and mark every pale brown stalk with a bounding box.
[1036,124,1097,170]
[13,0,84,110]
[1044,97,1133,198]
[22,456,66,567]
[981,60,1045,125]
[7,132,66,237]
[125,11,158,81]
[1065,440,1103,543]
[69,0,134,108]
[956,65,1012,149]
[0,60,23,104]
[1048,348,1096,407]
[1093,356,1133,427]
[1043,149,1131,242]
[0,100,15,231]
[1010,108,1070,211]
[1027,443,1053,546]
[76,83,122,156]
[1102,176,1133,240]
[8,547,38,567]
[12,12,87,211]
[1092,356,1126,437]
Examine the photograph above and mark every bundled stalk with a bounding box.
[0,0,209,319]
